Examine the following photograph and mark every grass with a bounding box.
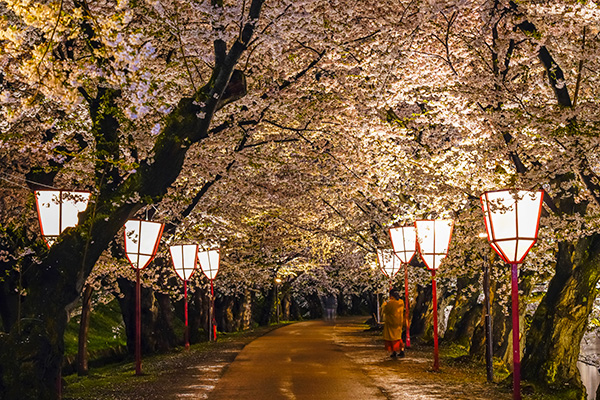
[64,299,127,358]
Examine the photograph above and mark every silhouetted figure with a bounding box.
[382,289,405,358]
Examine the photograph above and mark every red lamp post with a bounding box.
[34,189,91,397]
[169,244,198,350]
[389,226,417,348]
[197,247,220,341]
[124,219,164,375]
[35,190,91,247]
[481,189,543,400]
[415,219,454,372]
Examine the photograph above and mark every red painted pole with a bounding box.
[184,280,189,350]
[511,263,521,400]
[210,280,217,341]
[432,269,439,371]
[404,264,411,348]
[135,268,142,375]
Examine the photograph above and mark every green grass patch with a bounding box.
[64,299,127,358]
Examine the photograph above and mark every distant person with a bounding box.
[323,294,337,322]
[382,289,405,358]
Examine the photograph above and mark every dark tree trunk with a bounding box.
[189,290,208,343]
[522,238,600,397]
[259,287,276,325]
[411,284,432,337]
[117,278,177,353]
[216,296,235,332]
[444,276,483,348]
[77,285,93,376]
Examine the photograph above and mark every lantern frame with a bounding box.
[480,189,544,264]
[389,226,417,264]
[198,247,220,341]
[415,219,454,270]
[197,247,220,281]
[35,190,91,247]
[376,248,402,278]
[124,219,164,270]
[170,244,199,281]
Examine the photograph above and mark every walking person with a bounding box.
[382,289,405,358]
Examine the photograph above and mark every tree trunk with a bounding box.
[522,237,600,398]
[410,284,432,337]
[445,276,483,348]
[241,289,253,330]
[116,278,177,354]
[189,290,208,343]
[77,284,94,376]
[259,287,276,325]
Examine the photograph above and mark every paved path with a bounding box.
[208,320,387,400]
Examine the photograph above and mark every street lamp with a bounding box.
[34,189,91,396]
[376,248,402,289]
[35,190,91,247]
[415,219,454,372]
[123,219,164,375]
[169,244,198,350]
[389,226,417,348]
[480,189,543,400]
[376,248,402,326]
[197,247,220,341]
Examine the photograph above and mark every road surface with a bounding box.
[208,320,386,399]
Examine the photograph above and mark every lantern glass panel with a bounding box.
[389,226,416,264]
[124,220,164,270]
[170,244,197,281]
[415,219,454,270]
[198,248,220,280]
[376,248,401,278]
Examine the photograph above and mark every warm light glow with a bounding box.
[198,248,220,280]
[170,244,198,281]
[389,226,417,264]
[415,219,454,270]
[480,189,544,264]
[376,248,402,278]
[35,190,91,247]
[124,220,164,270]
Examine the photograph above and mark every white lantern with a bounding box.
[197,248,220,280]
[415,219,454,270]
[376,248,401,278]
[389,226,417,264]
[124,220,164,270]
[169,244,198,281]
[35,190,91,247]
[480,189,544,264]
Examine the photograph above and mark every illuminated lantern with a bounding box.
[35,190,91,247]
[481,189,543,400]
[170,244,198,350]
[389,225,417,348]
[376,248,402,283]
[197,247,220,341]
[123,219,164,375]
[415,219,454,371]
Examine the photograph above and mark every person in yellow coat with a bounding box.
[382,289,405,358]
